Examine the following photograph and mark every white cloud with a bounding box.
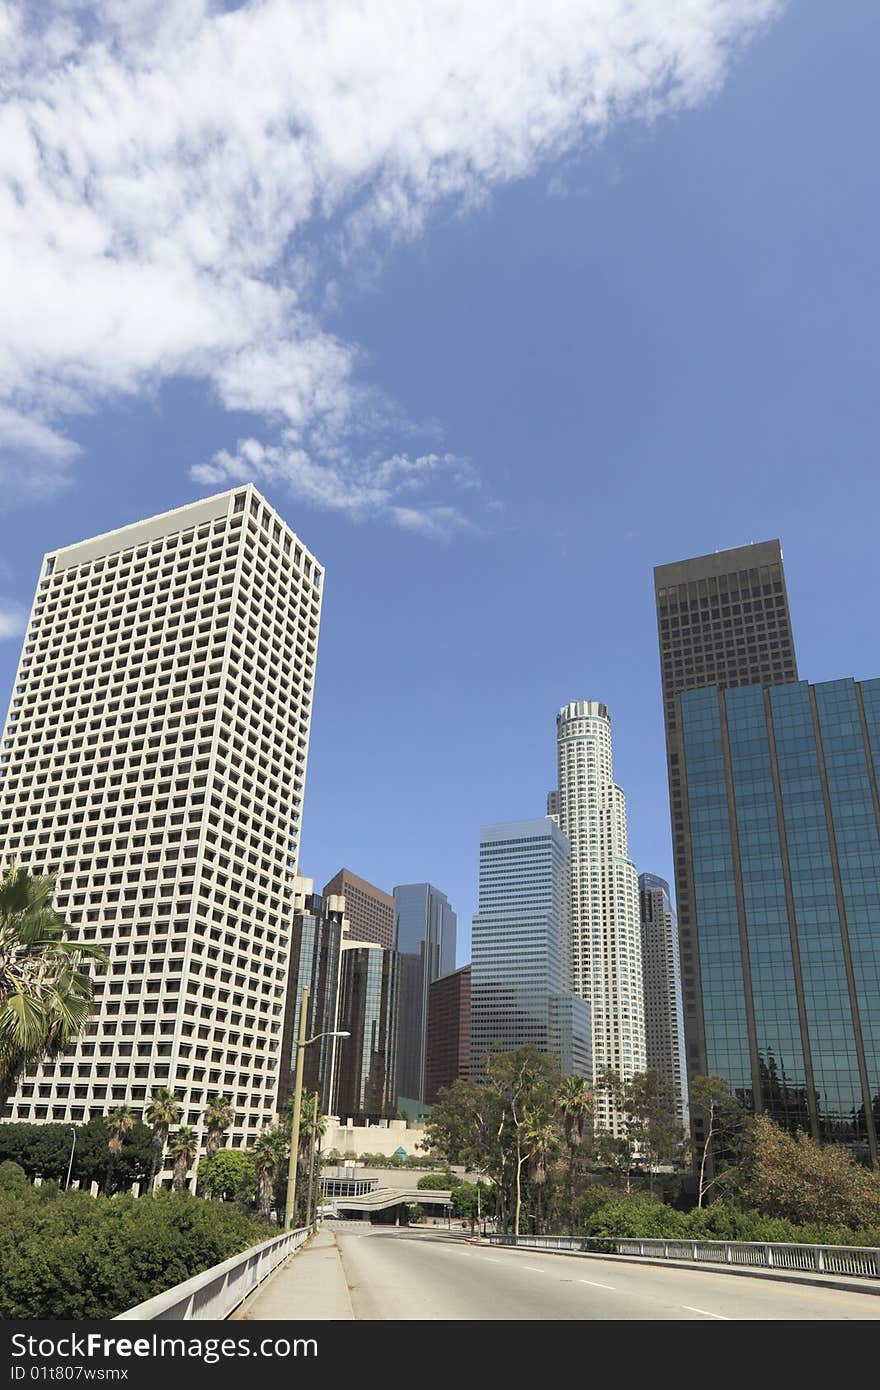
[0,598,27,640]
[0,0,784,533]
[196,436,476,531]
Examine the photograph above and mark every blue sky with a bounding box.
[1,2,878,964]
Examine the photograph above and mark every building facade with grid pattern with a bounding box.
[333,940,398,1124]
[470,818,591,1083]
[638,873,689,1131]
[679,679,880,1163]
[394,882,456,1103]
[322,868,394,950]
[0,484,322,1160]
[425,964,471,1104]
[552,702,645,1134]
[653,541,798,1136]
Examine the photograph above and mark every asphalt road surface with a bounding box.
[333,1227,880,1320]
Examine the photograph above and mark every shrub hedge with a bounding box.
[0,1166,276,1320]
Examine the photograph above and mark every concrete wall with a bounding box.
[322,1117,428,1158]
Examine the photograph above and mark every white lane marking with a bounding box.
[682,1305,731,1320]
[482,1257,501,1263]
[523,1266,546,1274]
[578,1279,616,1291]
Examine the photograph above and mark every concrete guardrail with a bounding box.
[485,1234,880,1279]
[113,1226,310,1321]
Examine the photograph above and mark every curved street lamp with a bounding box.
[283,984,349,1229]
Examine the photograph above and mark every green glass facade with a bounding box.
[680,678,880,1161]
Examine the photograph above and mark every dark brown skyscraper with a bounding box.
[323,867,395,949]
[425,965,471,1105]
[654,542,798,1094]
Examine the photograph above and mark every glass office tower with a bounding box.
[470,819,591,1082]
[393,882,457,1103]
[680,678,880,1161]
[333,942,398,1123]
[639,873,689,1131]
[278,877,346,1114]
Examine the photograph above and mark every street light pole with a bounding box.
[65,1126,76,1191]
[284,985,309,1230]
[282,987,349,1230]
[305,1089,319,1231]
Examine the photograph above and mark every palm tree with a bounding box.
[524,1111,559,1234]
[203,1095,235,1196]
[252,1126,289,1222]
[0,864,105,1107]
[167,1126,198,1191]
[557,1075,593,1229]
[105,1104,136,1195]
[145,1087,181,1190]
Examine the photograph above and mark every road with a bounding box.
[331,1227,880,1320]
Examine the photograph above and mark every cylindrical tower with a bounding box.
[555,701,646,1134]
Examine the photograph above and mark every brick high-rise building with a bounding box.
[0,485,323,1168]
[425,965,471,1104]
[323,868,394,950]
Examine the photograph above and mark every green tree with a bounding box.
[104,1106,136,1195]
[0,865,105,1107]
[625,1069,685,1191]
[74,1118,153,1192]
[524,1111,559,1233]
[485,1047,561,1236]
[251,1125,289,1222]
[593,1068,636,1191]
[202,1096,235,1196]
[144,1088,182,1190]
[425,1049,563,1234]
[416,1170,460,1190]
[738,1114,880,1228]
[689,1074,750,1207]
[167,1127,198,1192]
[451,1180,486,1231]
[197,1149,256,1205]
[556,1075,593,1228]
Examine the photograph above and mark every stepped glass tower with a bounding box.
[552,701,645,1133]
[0,485,323,1169]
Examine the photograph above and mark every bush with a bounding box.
[578,1195,880,1248]
[0,1186,275,1319]
[417,1170,459,1190]
[738,1116,880,1229]
[0,1161,29,1193]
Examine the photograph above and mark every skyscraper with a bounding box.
[639,873,689,1131]
[425,965,471,1104]
[333,940,398,1123]
[0,485,322,1159]
[552,702,644,1132]
[322,867,395,950]
[678,679,880,1163]
[470,819,591,1082]
[278,877,347,1115]
[654,542,798,1117]
[393,883,456,1103]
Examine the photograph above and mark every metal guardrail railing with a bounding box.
[484,1234,880,1279]
[113,1226,311,1321]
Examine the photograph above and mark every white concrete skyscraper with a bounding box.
[0,485,322,1166]
[552,701,645,1132]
